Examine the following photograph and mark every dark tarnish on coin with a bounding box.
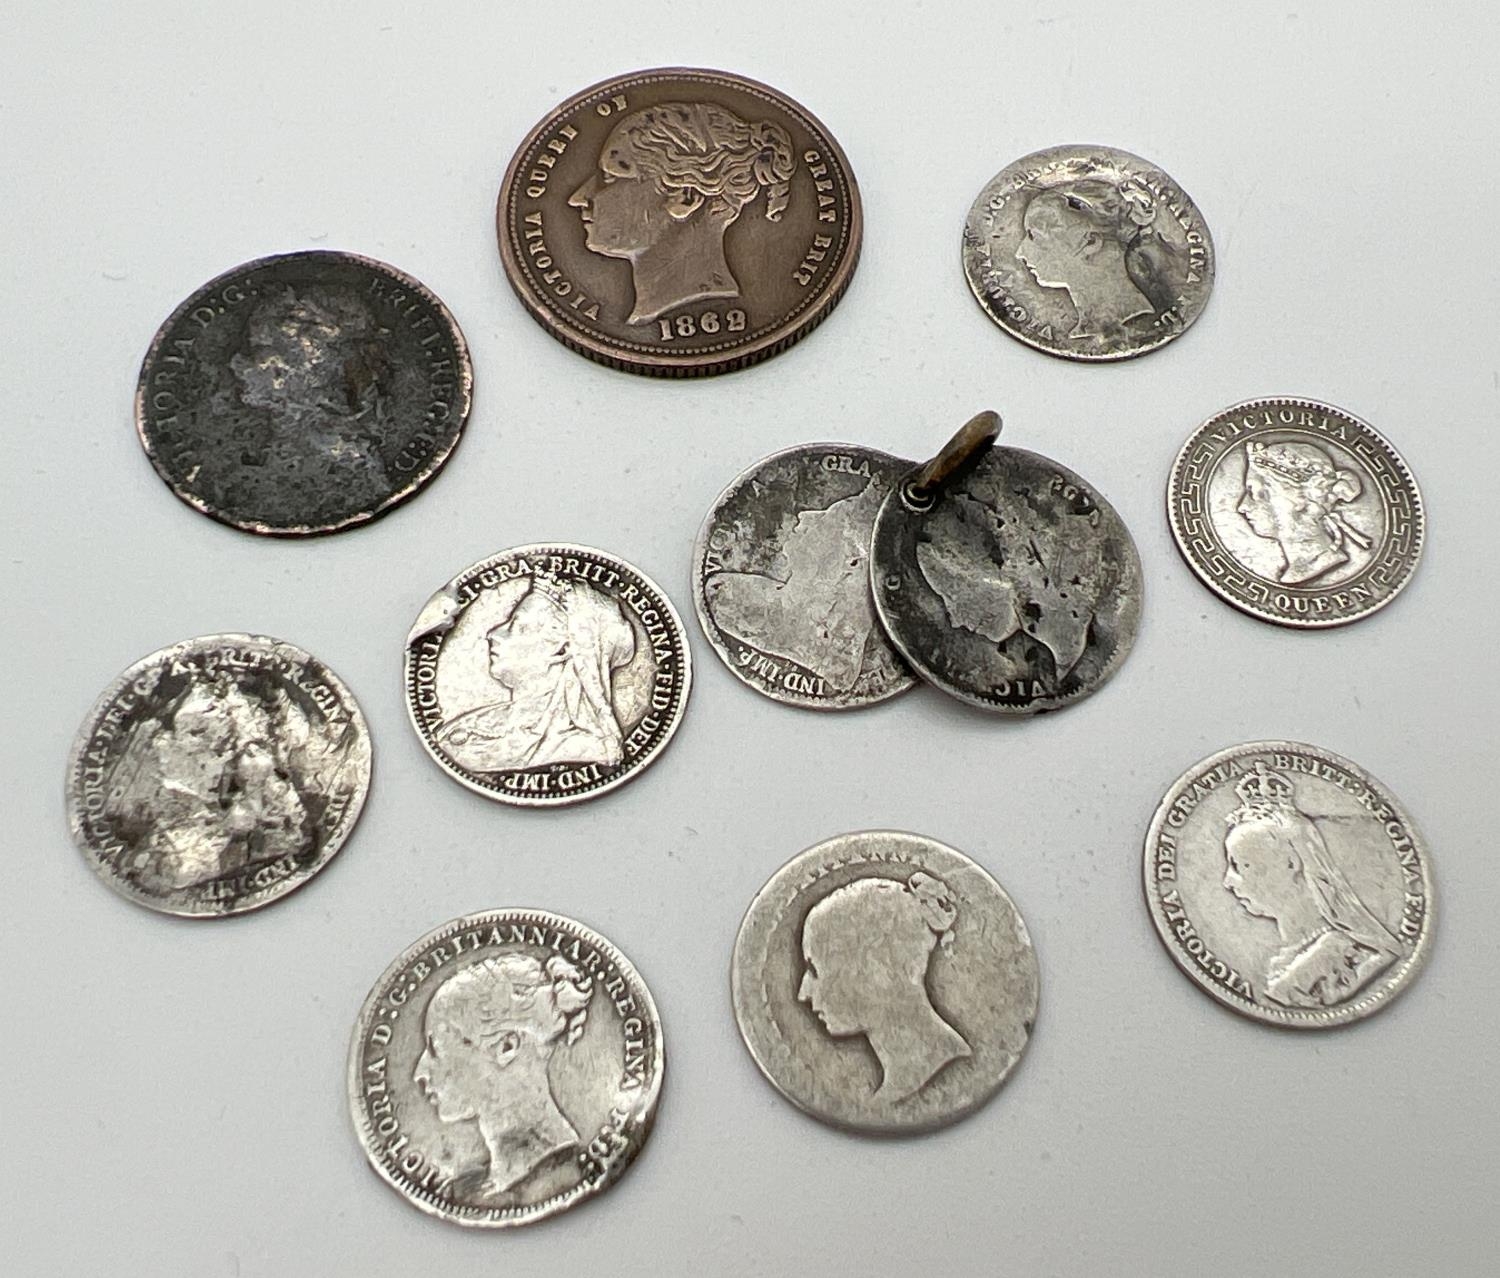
[65,634,371,917]
[1168,398,1425,628]
[498,67,862,376]
[349,909,664,1228]
[692,443,917,709]
[871,434,1142,714]
[404,544,692,806]
[731,831,1039,1134]
[963,144,1214,362]
[1143,741,1434,1028]
[136,250,473,535]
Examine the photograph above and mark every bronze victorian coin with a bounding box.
[498,68,862,376]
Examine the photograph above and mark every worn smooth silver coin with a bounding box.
[1144,741,1434,1027]
[136,249,473,535]
[963,144,1214,361]
[65,633,371,917]
[405,544,691,805]
[871,414,1142,714]
[1168,398,1425,628]
[732,830,1039,1134]
[349,908,663,1227]
[692,443,918,709]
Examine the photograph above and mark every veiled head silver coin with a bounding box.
[405,544,691,805]
[1168,398,1425,628]
[732,830,1039,1134]
[136,250,473,535]
[1144,741,1434,1027]
[349,909,663,1227]
[963,144,1214,361]
[871,413,1142,714]
[65,634,371,917]
[692,443,917,709]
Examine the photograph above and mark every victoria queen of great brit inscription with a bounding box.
[349,909,663,1227]
[136,250,472,535]
[66,634,371,917]
[498,68,861,375]
[404,545,691,805]
[1168,398,1424,628]
[1144,742,1434,1027]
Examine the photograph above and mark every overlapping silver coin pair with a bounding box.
[63,69,1440,1231]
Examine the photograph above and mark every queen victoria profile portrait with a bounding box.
[1014,175,1189,342]
[797,872,972,1102]
[105,676,309,891]
[568,101,796,323]
[435,572,637,772]
[1223,763,1404,1009]
[413,953,595,1196]
[1235,439,1372,585]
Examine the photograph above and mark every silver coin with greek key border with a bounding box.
[692,443,917,709]
[871,428,1142,714]
[404,544,691,806]
[1168,398,1425,628]
[348,909,663,1227]
[962,144,1214,361]
[136,249,473,535]
[1143,741,1434,1027]
[65,633,371,917]
[732,830,1039,1133]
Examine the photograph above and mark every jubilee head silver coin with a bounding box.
[1144,741,1434,1027]
[871,412,1142,714]
[137,250,473,535]
[692,443,918,709]
[732,830,1039,1134]
[349,909,663,1227]
[65,633,371,917]
[1168,398,1425,628]
[963,144,1214,361]
[405,544,691,805]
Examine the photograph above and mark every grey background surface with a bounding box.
[3,2,1496,1274]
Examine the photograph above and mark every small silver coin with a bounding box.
[65,633,371,917]
[1167,398,1425,628]
[136,249,473,535]
[871,414,1142,714]
[692,442,918,709]
[1143,741,1434,1028]
[348,908,663,1227]
[404,544,691,806]
[732,830,1039,1134]
[962,143,1215,362]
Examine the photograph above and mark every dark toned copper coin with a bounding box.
[497,68,862,377]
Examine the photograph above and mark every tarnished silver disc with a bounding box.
[65,633,371,917]
[1144,741,1434,1027]
[1168,398,1425,628]
[348,908,663,1227]
[136,249,473,535]
[404,544,691,805]
[871,444,1142,714]
[692,442,917,709]
[732,830,1039,1134]
[963,144,1214,361]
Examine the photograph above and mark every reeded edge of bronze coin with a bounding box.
[64,632,372,918]
[347,907,665,1228]
[134,248,474,536]
[1141,740,1436,1029]
[1166,396,1426,629]
[497,67,863,378]
[403,542,693,807]
[690,441,919,710]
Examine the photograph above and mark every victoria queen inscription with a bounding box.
[497,67,861,375]
[404,545,692,805]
